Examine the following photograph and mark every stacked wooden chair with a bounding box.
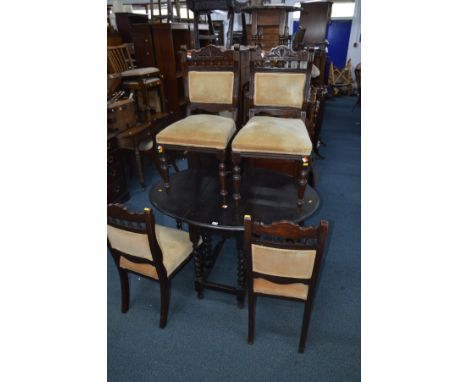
[156,44,241,205]
[107,44,166,122]
[244,215,329,353]
[107,204,201,328]
[231,45,316,206]
[329,59,353,96]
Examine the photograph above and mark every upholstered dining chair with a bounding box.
[107,44,166,123]
[243,215,329,353]
[231,45,315,206]
[156,44,241,205]
[107,204,201,328]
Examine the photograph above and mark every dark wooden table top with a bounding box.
[149,168,320,232]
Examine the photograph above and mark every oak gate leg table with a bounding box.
[149,168,320,308]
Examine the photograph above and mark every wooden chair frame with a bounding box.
[329,59,353,96]
[107,204,200,328]
[107,44,166,123]
[244,215,329,353]
[232,45,315,206]
[107,44,135,73]
[157,44,241,205]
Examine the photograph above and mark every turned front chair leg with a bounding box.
[217,151,228,206]
[157,145,170,190]
[232,153,241,202]
[297,156,311,206]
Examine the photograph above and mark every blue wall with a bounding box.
[326,20,352,68]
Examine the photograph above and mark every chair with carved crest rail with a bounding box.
[156,44,241,205]
[107,204,202,328]
[243,215,329,353]
[231,45,315,206]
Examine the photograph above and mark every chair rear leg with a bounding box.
[118,269,130,313]
[159,282,170,328]
[248,294,256,345]
[298,299,313,353]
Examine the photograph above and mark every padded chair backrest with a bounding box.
[182,44,240,115]
[248,45,315,119]
[253,72,306,109]
[107,44,135,74]
[244,216,328,295]
[251,244,316,279]
[188,71,234,105]
[107,204,167,280]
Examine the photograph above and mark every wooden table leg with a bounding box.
[236,233,246,308]
[134,143,145,187]
[189,226,204,298]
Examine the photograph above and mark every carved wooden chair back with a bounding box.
[107,204,168,283]
[107,44,135,74]
[244,216,328,298]
[248,45,315,121]
[243,215,328,352]
[181,44,241,125]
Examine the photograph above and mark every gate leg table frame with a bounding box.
[150,168,320,307]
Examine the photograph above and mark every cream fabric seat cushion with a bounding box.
[189,71,234,105]
[156,114,236,150]
[121,67,160,77]
[107,224,194,279]
[253,278,309,300]
[254,72,306,109]
[232,116,312,156]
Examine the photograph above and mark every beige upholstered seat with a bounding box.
[121,67,160,77]
[232,116,312,156]
[253,278,309,300]
[157,114,236,150]
[107,224,194,280]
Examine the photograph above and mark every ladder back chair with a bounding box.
[156,44,241,205]
[107,44,166,123]
[244,215,329,353]
[107,204,201,328]
[231,45,315,206]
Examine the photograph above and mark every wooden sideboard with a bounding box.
[107,133,129,203]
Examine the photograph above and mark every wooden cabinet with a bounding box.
[249,5,297,50]
[299,1,332,44]
[107,134,129,204]
[131,23,199,118]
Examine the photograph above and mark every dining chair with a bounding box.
[107,204,201,328]
[243,215,329,353]
[156,44,241,205]
[231,45,315,206]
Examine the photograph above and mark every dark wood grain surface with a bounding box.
[149,168,320,232]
